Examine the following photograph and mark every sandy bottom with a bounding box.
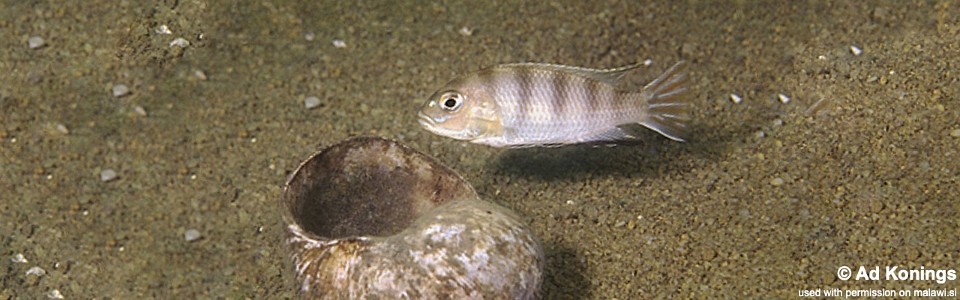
[2,1,958,298]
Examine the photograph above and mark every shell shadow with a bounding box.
[541,244,590,300]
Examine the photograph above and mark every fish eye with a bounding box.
[439,92,464,111]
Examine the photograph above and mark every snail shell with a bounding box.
[281,137,544,299]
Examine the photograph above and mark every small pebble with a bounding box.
[12,253,28,264]
[777,93,790,104]
[184,229,202,242]
[29,36,46,49]
[134,105,147,116]
[155,25,172,35]
[55,123,69,134]
[170,37,189,48]
[643,59,653,66]
[112,84,130,97]
[26,266,46,276]
[304,96,322,109]
[850,45,862,56]
[193,70,207,80]
[951,129,960,138]
[770,177,785,186]
[46,289,64,299]
[332,39,346,48]
[730,93,742,104]
[772,119,784,126]
[100,169,118,182]
[458,26,474,36]
[755,131,766,139]
[304,32,315,41]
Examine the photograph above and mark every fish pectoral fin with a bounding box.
[500,63,643,85]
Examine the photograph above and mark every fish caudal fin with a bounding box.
[638,61,690,142]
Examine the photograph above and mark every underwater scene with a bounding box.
[2,1,958,298]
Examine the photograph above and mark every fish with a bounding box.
[417,61,690,148]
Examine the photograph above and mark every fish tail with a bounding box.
[637,61,690,142]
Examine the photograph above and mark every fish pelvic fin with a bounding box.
[637,61,690,142]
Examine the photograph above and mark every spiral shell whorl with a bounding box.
[281,137,543,299]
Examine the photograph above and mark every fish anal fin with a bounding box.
[577,126,639,144]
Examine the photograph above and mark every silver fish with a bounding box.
[417,61,689,147]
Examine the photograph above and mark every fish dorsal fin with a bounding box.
[499,63,643,85]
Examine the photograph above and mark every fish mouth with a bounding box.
[417,112,434,128]
[417,112,466,139]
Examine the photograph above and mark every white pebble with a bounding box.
[134,105,148,116]
[155,25,173,35]
[28,36,46,49]
[46,289,64,299]
[193,70,207,80]
[12,253,28,264]
[332,39,347,48]
[55,123,69,134]
[729,93,742,104]
[184,229,202,242]
[772,118,784,126]
[26,266,46,276]
[304,32,315,41]
[458,26,474,36]
[304,96,322,109]
[770,177,785,186]
[112,84,130,97]
[100,169,118,182]
[850,45,862,56]
[643,59,653,66]
[777,93,790,104]
[170,37,190,48]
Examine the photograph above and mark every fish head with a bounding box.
[418,79,502,142]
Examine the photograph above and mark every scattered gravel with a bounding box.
[112,84,130,97]
[28,36,45,49]
[100,169,118,182]
[170,37,190,48]
[777,93,791,104]
[55,123,69,134]
[304,96,322,109]
[26,266,46,276]
[850,45,863,56]
[770,177,785,186]
[184,229,202,242]
[155,24,172,35]
[730,93,742,104]
[11,253,28,263]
